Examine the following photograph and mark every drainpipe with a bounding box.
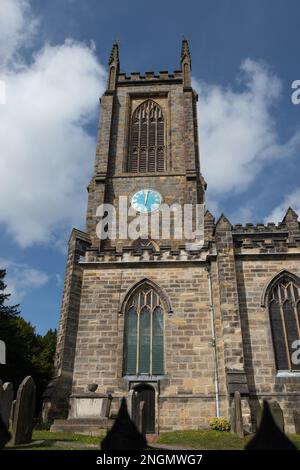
[206,263,220,418]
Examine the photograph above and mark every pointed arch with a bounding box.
[127,99,166,173]
[119,277,172,315]
[262,270,300,371]
[121,279,171,376]
[261,270,300,307]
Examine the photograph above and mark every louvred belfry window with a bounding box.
[127,100,165,173]
[124,286,164,375]
[268,275,300,371]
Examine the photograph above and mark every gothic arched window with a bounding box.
[268,273,300,371]
[127,100,165,173]
[124,285,164,375]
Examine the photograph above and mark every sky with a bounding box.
[0,0,299,334]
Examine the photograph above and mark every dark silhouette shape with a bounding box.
[245,400,297,450]
[101,398,147,451]
[12,376,36,445]
[0,416,11,449]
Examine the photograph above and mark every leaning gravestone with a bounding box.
[12,376,36,445]
[0,381,14,428]
[230,391,244,438]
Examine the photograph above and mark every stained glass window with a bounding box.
[269,275,300,371]
[124,286,164,375]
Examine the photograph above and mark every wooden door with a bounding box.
[132,385,155,434]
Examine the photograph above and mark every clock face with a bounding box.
[131,189,162,213]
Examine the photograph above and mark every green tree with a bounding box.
[0,269,19,317]
[0,269,57,414]
[32,329,57,404]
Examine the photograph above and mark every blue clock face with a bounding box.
[131,189,162,213]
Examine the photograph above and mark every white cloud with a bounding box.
[0,0,106,247]
[229,204,256,225]
[0,259,50,302]
[265,188,300,223]
[1,2,298,245]
[0,0,38,67]
[194,59,300,204]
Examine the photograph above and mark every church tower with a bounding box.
[85,39,206,252]
[46,40,224,434]
[45,40,300,435]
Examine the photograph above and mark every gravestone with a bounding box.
[101,398,147,451]
[41,399,51,424]
[230,397,236,432]
[230,391,244,438]
[267,400,284,432]
[0,381,14,428]
[0,416,10,449]
[294,410,300,434]
[12,376,36,445]
[256,399,284,432]
[10,399,16,427]
[246,400,296,450]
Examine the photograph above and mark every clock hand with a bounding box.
[145,190,150,206]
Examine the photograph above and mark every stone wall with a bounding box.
[71,263,226,430]
[236,257,300,432]
[44,229,91,419]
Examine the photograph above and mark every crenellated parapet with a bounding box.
[79,243,216,266]
[201,207,300,255]
[117,70,183,83]
[231,208,300,255]
[233,222,287,233]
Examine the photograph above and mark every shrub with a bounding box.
[209,417,231,432]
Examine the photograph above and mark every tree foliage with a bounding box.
[0,269,19,317]
[0,269,57,414]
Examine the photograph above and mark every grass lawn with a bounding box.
[5,430,102,450]
[4,429,300,450]
[157,430,300,450]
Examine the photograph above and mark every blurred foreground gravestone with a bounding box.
[101,398,147,451]
[0,416,10,449]
[230,391,244,438]
[12,376,36,445]
[245,400,296,450]
[0,380,13,428]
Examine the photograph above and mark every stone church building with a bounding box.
[45,40,300,435]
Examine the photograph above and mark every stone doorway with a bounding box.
[132,384,155,434]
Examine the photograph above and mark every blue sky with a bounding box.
[0,0,299,334]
